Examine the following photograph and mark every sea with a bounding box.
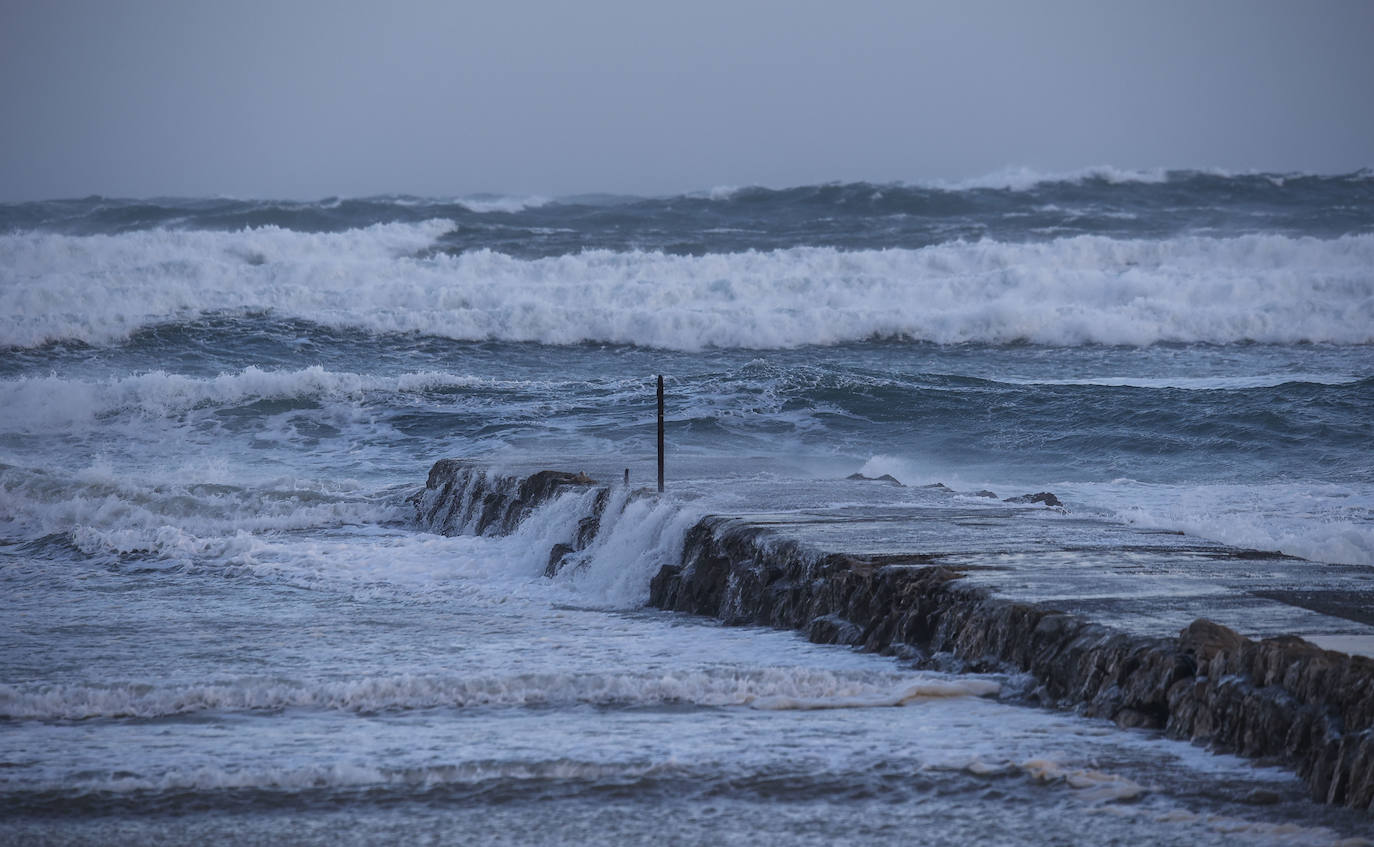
[2,168,1372,845]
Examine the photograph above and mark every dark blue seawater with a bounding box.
[5,168,1372,251]
[2,170,1373,844]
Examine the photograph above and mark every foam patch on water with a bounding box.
[0,668,978,721]
[1020,758,1149,802]
[1000,374,1364,390]
[748,678,1000,710]
[4,226,1371,349]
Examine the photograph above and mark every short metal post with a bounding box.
[656,375,665,493]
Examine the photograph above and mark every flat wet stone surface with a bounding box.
[713,503,1374,649]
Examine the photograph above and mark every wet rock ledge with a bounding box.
[413,460,1374,813]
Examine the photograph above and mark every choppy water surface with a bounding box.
[2,171,1373,844]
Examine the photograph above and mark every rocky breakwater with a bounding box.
[412,460,1374,812]
[410,458,624,576]
[649,518,1374,812]
[412,458,601,539]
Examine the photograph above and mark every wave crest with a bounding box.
[0,366,495,430]
[3,226,1371,349]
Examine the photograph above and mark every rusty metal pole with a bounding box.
[657,375,665,493]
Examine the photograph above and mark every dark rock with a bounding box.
[973,490,999,499]
[518,470,598,506]
[574,488,612,548]
[1244,789,1282,806]
[807,614,864,645]
[1004,492,1063,508]
[1114,707,1158,729]
[413,459,489,534]
[476,491,509,535]
[425,457,469,490]
[1179,618,1248,665]
[846,473,904,486]
[546,543,575,577]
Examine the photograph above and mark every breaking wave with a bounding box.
[0,366,494,431]
[3,225,1371,349]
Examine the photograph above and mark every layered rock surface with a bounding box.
[414,459,1374,812]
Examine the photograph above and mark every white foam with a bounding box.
[0,667,964,721]
[558,488,704,607]
[455,195,550,214]
[1020,758,1149,802]
[748,678,1000,710]
[0,462,390,563]
[4,226,1371,349]
[0,366,494,431]
[1001,374,1363,390]
[410,474,707,608]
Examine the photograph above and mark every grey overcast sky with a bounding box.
[2,0,1372,201]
